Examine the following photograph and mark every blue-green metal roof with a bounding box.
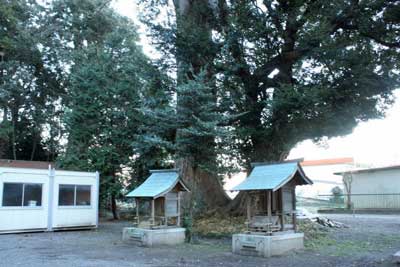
[232,162,312,191]
[126,169,189,198]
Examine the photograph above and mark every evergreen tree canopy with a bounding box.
[0,0,399,214]
[57,1,170,218]
[0,0,63,161]
[140,0,400,166]
[138,0,400,210]
[220,0,400,164]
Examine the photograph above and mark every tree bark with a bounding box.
[111,194,119,220]
[0,107,8,158]
[11,107,17,160]
[173,0,231,212]
[30,133,37,161]
[178,158,230,213]
[110,173,120,220]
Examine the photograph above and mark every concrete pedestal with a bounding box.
[122,227,186,247]
[393,251,400,263]
[232,232,304,258]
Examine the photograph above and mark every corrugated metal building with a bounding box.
[335,165,400,209]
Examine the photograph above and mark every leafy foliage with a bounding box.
[0,0,399,213]
[0,0,62,161]
[56,2,169,216]
[0,0,173,216]
[140,0,400,169]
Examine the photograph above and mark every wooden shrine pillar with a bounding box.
[136,198,140,225]
[246,193,252,223]
[292,188,297,231]
[280,189,285,231]
[151,199,155,227]
[163,196,168,226]
[177,192,181,226]
[267,190,272,218]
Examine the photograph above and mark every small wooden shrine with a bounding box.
[231,161,313,257]
[126,169,190,228]
[233,161,312,234]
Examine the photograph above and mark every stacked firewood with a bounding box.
[311,217,348,228]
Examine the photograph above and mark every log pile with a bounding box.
[296,209,348,228]
[311,217,348,228]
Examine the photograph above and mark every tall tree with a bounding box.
[139,0,236,210]
[0,0,63,161]
[220,0,399,164]
[59,4,169,219]
[139,0,400,212]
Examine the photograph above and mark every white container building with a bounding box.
[0,161,99,234]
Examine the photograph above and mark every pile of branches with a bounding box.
[297,216,348,242]
[312,217,348,228]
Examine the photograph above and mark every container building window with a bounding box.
[2,183,42,207]
[59,185,91,206]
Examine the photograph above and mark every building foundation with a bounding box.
[232,232,304,257]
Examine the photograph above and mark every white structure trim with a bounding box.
[95,171,100,227]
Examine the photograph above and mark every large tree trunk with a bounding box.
[111,194,119,220]
[111,174,120,220]
[173,0,231,212]
[30,133,37,161]
[178,158,230,213]
[172,0,295,213]
[11,107,17,160]
[0,107,8,158]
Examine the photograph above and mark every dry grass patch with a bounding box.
[193,215,247,238]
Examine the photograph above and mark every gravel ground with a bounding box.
[0,214,400,267]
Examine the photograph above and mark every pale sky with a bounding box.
[112,0,400,167]
[289,89,400,166]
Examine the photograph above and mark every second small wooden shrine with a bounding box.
[231,161,313,257]
[126,169,190,228]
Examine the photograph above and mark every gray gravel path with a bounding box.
[0,214,399,267]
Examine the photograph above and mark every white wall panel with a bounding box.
[0,167,99,233]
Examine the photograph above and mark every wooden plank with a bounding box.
[267,190,272,219]
[292,189,297,231]
[151,199,155,226]
[247,194,251,222]
[136,198,140,225]
[164,196,168,226]
[177,192,181,226]
[280,189,284,231]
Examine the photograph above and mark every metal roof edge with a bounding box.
[250,158,304,167]
[273,164,313,191]
[233,162,312,192]
[153,178,190,198]
[177,179,191,193]
[127,170,190,198]
[301,157,354,166]
[297,163,314,185]
[334,165,400,175]
[149,169,178,173]
[272,171,297,192]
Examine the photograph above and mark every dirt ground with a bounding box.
[0,214,400,267]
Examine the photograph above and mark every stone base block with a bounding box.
[393,251,400,263]
[232,232,304,258]
[122,227,186,247]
